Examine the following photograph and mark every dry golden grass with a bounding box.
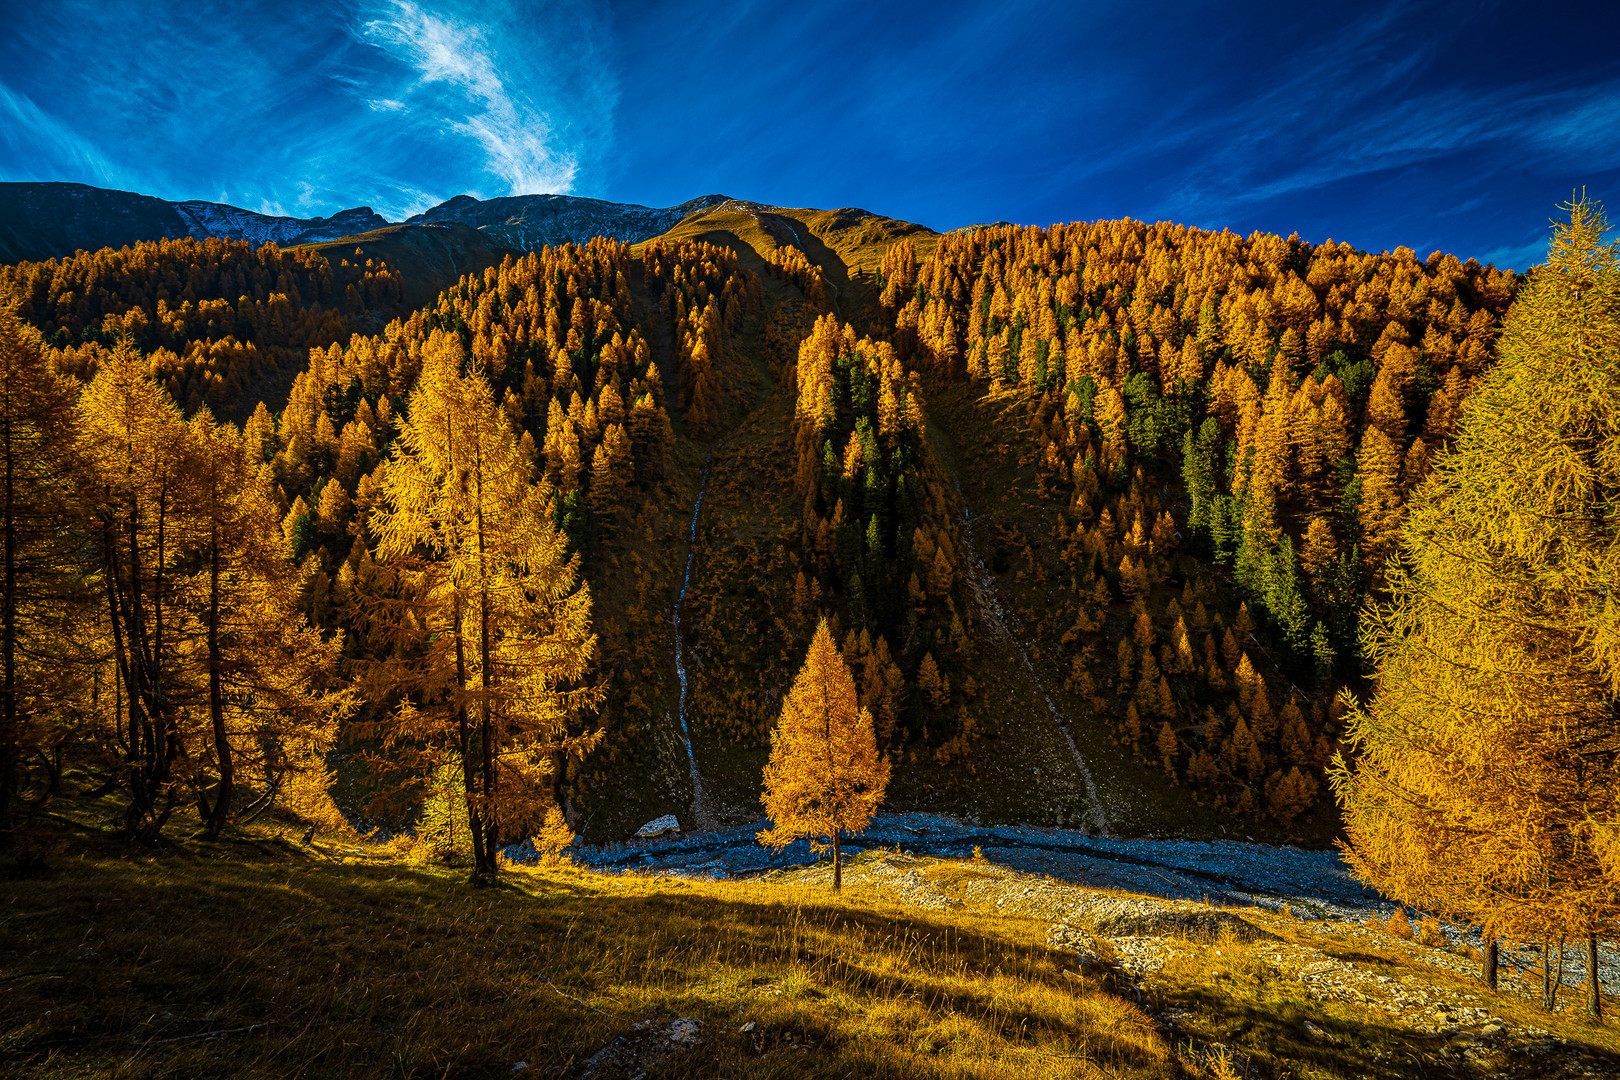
[8,796,1620,1079]
[1,807,1176,1079]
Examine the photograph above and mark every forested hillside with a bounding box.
[0,236,404,416]
[877,221,1515,820]
[0,203,1521,851]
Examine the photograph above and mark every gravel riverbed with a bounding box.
[524,811,1620,995]
[563,812,1378,916]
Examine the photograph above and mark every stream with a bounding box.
[672,459,718,831]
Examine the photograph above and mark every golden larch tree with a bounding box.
[759,617,890,890]
[370,330,602,882]
[1332,196,1620,1012]
[0,308,87,818]
[79,337,197,837]
[187,411,350,837]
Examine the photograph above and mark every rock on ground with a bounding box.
[575,1017,702,1079]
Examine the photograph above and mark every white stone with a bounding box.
[636,815,681,838]
[668,1018,703,1045]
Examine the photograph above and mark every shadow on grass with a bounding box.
[11,806,1616,1080]
[1149,948,1620,1080]
[0,833,1171,1079]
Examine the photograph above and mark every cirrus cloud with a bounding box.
[357,0,579,197]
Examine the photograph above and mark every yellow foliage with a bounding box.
[759,618,891,890]
[1334,196,1620,945]
[369,333,602,881]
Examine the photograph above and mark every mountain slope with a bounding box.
[0,182,734,265]
[171,200,388,247]
[296,221,523,309]
[646,199,938,326]
[0,182,391,263]
[0,184,1518,856]
[0,182,192,263]
[408,191,730,251]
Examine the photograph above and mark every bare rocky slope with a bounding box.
[0,182,389,262]
[405,191,730,250]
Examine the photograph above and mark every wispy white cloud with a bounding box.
[1437,194,1489,218]
[1211,80,1620,208]
[371,181,443,218]
[357,0,578,196]
[0,80,126,187]
[0,0,617,221]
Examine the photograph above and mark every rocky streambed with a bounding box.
[552,811,1620,1008]
[568,812,1382,916]
[808,846,1620,1078]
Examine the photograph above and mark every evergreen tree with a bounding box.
[759,617,890,890]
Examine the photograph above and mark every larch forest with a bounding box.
[3,182,1619,1079]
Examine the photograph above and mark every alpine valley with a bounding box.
[0,179,1518,845]
[5,175,1618,1080]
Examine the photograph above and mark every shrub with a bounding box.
[536,806,576,866]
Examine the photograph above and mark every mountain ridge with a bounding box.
[0,181,736,264]
[406,191,731,252]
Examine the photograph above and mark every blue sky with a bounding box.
[2,0,1618,269]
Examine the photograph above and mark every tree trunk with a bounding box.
[123,491,174,842]
[101,522,130,759]
[478,580,496,881]
[1544,935,1567,1012]
[1483,937,1498,991]
[832,831,841,892]
[153,492,174,801]
[44,740,62,797]
[453,601,490,880]
[121,505,157,835]
[476,469,497,881]
[203,533,232,837]
[1589,934,1603,1019]
[1543,944,1555,1011]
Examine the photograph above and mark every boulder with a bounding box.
[636,815,681,839]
